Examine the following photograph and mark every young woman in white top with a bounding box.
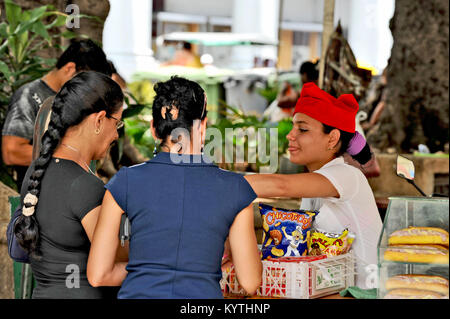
[246,82,383,289]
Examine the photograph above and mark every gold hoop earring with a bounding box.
[95,128,100,135]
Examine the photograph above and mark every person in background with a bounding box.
[108,60,127,91]
[2,39,111,190]
[299,60,320,86]
[360,68,387,132]
[278,60,320,109]
[87,76,261,298]
[162,41,203,68]
[246,82,383,289]
[263,60,319,122]
[14,71,127,299]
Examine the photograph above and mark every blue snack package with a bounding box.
[259,203,319,260]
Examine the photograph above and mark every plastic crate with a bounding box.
[221,252,355,299]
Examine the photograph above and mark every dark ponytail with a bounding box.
[346,132,372,165]
[152,76,206,144]
[14,71,123,258]
[322,125,372,165]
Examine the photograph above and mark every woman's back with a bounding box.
[106,152,256,298]
[21,158,116,299]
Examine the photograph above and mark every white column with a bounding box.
[230,0,280,69]
[103,0,156,82]
[347,0,395,73]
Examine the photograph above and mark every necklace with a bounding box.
[61,143,96,175]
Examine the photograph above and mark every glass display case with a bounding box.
[377,196,449,299]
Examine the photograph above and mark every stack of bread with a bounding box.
[383,226,449,299]
[384,275,448,299]
[384,227,449,264]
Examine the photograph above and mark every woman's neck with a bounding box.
[306,155,337,172]
[160,139,202,155]
[53,138,94,172]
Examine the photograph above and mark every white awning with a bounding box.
[156,32,278,46]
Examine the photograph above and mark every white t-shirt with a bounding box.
[300,157,383,289]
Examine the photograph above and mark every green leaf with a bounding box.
[5,0,22,31]
[7,35,17,61]
[31,21,50,43]
[0,39,10,56]
[0,23,8,38]
[0,60,11,79]
[16,30,30,63]
[28,6,48,22]
[33,57,57,66]
[60,30,77,39]
[45,14,68,29]
[73,14,103,24]
[126,126,147,142]
[123,105,146,119]
[13,6,51,38]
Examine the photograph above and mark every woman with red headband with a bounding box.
[246,82,382,289]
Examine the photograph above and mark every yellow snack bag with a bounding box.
[308,228,354,256]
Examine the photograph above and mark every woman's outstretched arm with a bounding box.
[244,173,339,199]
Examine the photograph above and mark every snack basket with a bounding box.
[221,251,355,299]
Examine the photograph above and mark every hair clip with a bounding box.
[22,193,38,216]
[161,105,179,120]
[24,193,38,206]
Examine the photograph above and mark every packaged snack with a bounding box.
[259,203,319,260]
[308,228,354,256]
[268,255,328,263]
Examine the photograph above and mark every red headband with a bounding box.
[293,83,359,133]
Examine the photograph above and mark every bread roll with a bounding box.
[386,275,449,296]
[384,288,446,299]
[384,245,449,264]
[389,227,449,247]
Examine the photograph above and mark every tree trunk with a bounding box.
[318,0,335,89]
[66,0,110,45]
[366,0,449,153]
[0,0,110,58]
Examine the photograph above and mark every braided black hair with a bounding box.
[14,71,123,258]
[152,76,207,144]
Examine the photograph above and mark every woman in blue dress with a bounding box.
[87,76,262,298]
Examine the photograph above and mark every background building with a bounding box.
[103,0,395,81]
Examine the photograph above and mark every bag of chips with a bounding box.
[259,203,319,260]
[308,228,355,256]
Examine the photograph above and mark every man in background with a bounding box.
[162,41,203,68]
[1,39,111,189]
[263,60,319,122]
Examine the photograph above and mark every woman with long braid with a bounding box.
[14,71,125,299]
